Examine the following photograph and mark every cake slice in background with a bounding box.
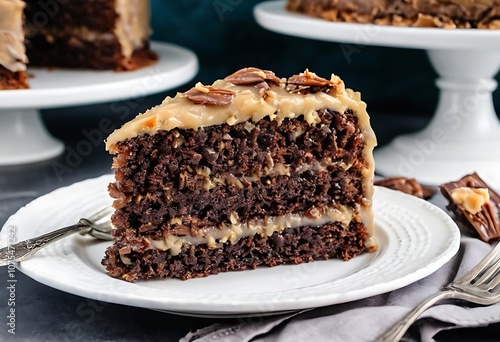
[0,0,29,89]
[0,0,157,90]
[24,0,157,71]
[287,0,500,29]
[103,68,377,282]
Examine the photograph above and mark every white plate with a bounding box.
[0,41,199,109]
[0,175,460,316]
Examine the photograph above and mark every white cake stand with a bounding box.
[0,42,198,165]
[255,1,500,188]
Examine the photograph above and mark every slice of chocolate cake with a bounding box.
[0,0,157,90]
[103,68,378,282]
[24,0,157,71]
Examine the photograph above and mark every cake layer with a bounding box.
[0,65,28,89]
[109,109,366,236]
[24,0,117,32]
[103,221,368,282]
[287,0,500,28]
[27,34,156,71]
[0,0,27,75]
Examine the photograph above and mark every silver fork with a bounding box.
[0,207,113,266]
[379,241,500,341]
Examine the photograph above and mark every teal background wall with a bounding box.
[149,0,499,120]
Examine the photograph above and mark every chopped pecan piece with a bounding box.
[304,206,321,219]
[224,67,282,87]
[119,246,131,255]
[286,69,335,94]
[184,83,236,105]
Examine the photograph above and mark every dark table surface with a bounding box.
[0,96,498,342]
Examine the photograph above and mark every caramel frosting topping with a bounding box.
[0,0,27,72]
[107,68,377,244]
[106,68,374,150]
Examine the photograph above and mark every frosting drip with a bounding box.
[114,0,151,58]
[0,0,27,72]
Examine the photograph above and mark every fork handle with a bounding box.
[0,220,91,266]
[378,290,454,342]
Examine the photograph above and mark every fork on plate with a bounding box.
[0,207,113,266]
[379,241,500,341]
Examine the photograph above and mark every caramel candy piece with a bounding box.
[374,177,436,199]
[440,173,500,243]
[184,83,236,105]
[286,69,335,94]
[224,67,282,87]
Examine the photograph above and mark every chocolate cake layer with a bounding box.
[24,0,117,33]
[0,66,28,89]
[103,221,368,282]
[109,109,365,235]
[27,34,155,71]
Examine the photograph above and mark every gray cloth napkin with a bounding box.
[181,236,500,342]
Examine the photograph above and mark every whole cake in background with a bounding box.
[102,67,377,282]
[0,0,156,90]
[287,0,500,29]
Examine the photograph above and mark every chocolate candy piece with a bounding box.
[374,177,436,199]
[440,173,500,242]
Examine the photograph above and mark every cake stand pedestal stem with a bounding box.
[0,109,65,165]
[374,49,500,189]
